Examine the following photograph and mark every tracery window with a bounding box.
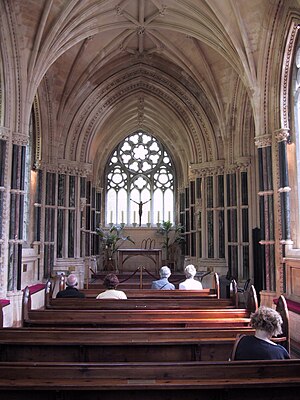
[106,132,174,226]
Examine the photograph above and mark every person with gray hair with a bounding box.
[179,264,203,290]
[151,266,175,290]
[232,306,290,360]
[56,273,85,298]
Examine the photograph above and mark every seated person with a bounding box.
[179,264,203,290]
[56,274,85,298]
[232,306,290,360]
[96,273,127,299]
[151,266,175,290]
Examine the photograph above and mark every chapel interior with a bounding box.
[1,0,300,356]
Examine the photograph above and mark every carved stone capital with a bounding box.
[278,186,291,193]
[274,128,290,143]
[12,132,28,146]
[254,134,272,148]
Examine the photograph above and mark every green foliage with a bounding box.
[96,224,135,259]
[156,220,185,259]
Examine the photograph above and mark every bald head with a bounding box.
[66,274,78,287]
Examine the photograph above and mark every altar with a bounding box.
[118,248,162,273]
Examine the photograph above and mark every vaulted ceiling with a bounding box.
[6,0,295,182]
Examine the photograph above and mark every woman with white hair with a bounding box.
[232,306,290,360]
[151,266,175,290]
[179,264,203,290]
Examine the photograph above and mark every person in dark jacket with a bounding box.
[232,306,290,360]
[56,273,85,298]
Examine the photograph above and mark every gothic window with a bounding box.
[106,132,174,226]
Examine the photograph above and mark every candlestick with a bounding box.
[134,211,136,223]
[168,211,171,221]
[148,211,150,223]
[157,211,160,223]
[121,211,124,223]
[110,210,113,223]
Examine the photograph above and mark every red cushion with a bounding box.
[27,283,46,295]
[273,297,300,314]
[0,299,10,307]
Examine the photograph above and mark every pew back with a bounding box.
[0,326,258,362]
[0,359,299,400]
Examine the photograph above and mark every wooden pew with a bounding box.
[23,284,254,328]
[22,283,256,328]
[45,281,238,310]
[0,359,299,399]
[23,306,252,328]
[0,325,289,363]
[60,271,222,299]
[0,326,259,362]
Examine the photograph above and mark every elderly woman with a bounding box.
[151,266,175,290]
[96,273,127,299]
[232,306,290,360]
[179,264,203,290]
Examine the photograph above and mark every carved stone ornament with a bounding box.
[12,132,28,146]
[42,161,92,176]
[189,158,250,178]
[0,126,10,141]
[80,197,87,211]
[254,134,272,148]
[274,128,290,143]
[278,186,291,193]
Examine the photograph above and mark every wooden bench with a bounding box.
[0,359,299,399]
[23,306,252,328]
[45,281,238,310]
[60,272,221,298]
[0,326,258,362]
[22,283,256,328]
[23,284,254,327]
[0,324,290,362]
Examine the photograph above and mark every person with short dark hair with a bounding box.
[151,266,175,290]
[56,274,85,298]
[232,306,290,360]
[96,273,127,299]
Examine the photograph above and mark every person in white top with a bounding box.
[96,273,127,299]
[179,264,203,290]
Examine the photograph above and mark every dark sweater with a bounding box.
[56,286,85,298]
[234,335,290,360]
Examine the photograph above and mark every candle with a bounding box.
[157,211,160,223]
[148,211,150,223]
[121,211,124,223]
[168,211,171,221]
[134,211,136,223]
[110,211,113,223]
